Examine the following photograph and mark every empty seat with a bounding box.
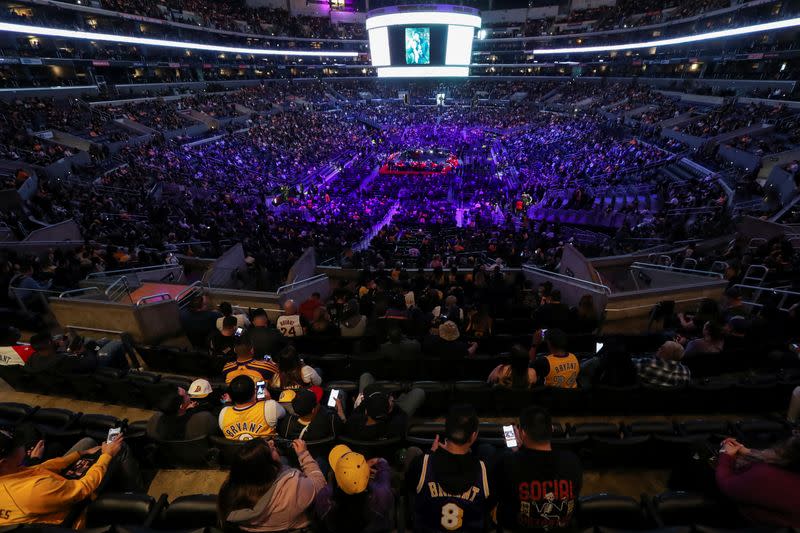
[411,381,451,417]
[157,494,218,530]
[85,493,158,528]
[406,423,446,447]
[78,414,122,442]
[627,421,675,437]
[338,435,402,460]
[679,419,730,437]
[577,493,651,529]
[651,491,741,528]
[571,423,620,438]
[0,402,33,427]
[452,381,495,415]
[30,408,77,431]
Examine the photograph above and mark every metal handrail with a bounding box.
[86,264,181,279]
[58,287,102,299]
[732,283,800,312]
[136,293,172,306]
[105,276,131,302]
[276,274,329,295]
[630,262,724,279]
[176,281,204,309]
[522,264,612,295]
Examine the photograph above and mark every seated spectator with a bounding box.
[587,347,638,388]
[343,373,425,441]
[180,295,222,348]
[246,308,285,358]
[183,378,220,416]
[218,375,285,440]
[569,294,599,334]
[339,299,367,338]
[530,329,580,388]
[533,289,570,330]
[276,299,305,338]
[722,287,749,320]
[11,262,52,313]
[308,307,338,337]
[380,328,421,360]
[678,298,721,337]
[684,321,725,357]
[465,305,493,338]
[215,302,250,332]
[423,321,478,360]
[209,316,239,359]
[406,405,493,532]
[299,293,323,323]
[314,445,394,533]
[488,344,537,389]
[269,346,322,390]
[432,295,464,324]
[218,438,325,531]
[492,406,582,530]
[633,341,691,387]
[0,429,124,526]
[277,388,344,441]
[716,436,800,526]
[25,333,96,374]
[147,391,217,441]
[222,342,279,385]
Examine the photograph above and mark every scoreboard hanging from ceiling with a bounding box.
[366,5,481,78]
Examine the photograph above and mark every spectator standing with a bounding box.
[532,289,570,330]
[180,295,222,349]
[492,406,582,530]
[209,316,239,360]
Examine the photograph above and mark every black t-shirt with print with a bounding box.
[492,447,582,530]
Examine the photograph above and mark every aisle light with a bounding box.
[530,17,800,54]
[0,21,359,57]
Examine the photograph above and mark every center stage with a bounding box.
[379,148,459,175]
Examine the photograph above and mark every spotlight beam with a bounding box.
[0,21,359,57]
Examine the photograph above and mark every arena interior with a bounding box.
[1,0,800,530]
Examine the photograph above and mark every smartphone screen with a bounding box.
[235,327,244,336]
[596,342,604,354]
[541,329,548,337]
[327,389,340,408]
[256,381,266,400]
[106,427,122,444]
[502,425,517,448]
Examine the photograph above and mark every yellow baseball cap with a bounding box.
[328,444,369,495]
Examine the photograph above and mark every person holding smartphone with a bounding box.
[0,429,124,526]
[491,406,582,531]
[405,405,493,532]
[277,389,345,441]
[218,376,286,440]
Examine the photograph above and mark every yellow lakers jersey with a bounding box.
[223,358,279,384]
[544,353,579,388]
[218,401,283,440]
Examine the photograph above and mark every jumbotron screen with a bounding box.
[366,6,481,78]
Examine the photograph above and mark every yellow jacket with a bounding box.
[0,451,111,525]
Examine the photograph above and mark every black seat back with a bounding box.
[158,494,218,530]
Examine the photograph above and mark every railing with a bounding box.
[522,264,612,295]
[58,287,102,299]
[136,293,171,306]
[630,262,724,279]
[176,281,204,309]
[105,276,132,303]
[276,274,329,296]
[86,264,178,279]
[732,283,800,313]
[8,286,61,313]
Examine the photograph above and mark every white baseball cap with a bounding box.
[188,379,213,399]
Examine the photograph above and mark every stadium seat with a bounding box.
[452,381,496,415]
[77,414,123,442]
[85,493,160,528]
[406,422,446,447]
[0,402,34,427]
[411,381,451,417]
[591,385,641,414]
[650,491,742,528]
[576,494,652,530]
[209,434,249,467]
[735,419,790,448]
[156,494,218,531]
[338,435,402,461]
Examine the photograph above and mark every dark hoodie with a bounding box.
[406,448,492,533]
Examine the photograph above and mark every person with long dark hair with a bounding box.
[218,438,325,532]
[716,436,800,526]
[269,346,321,390]
[314,445,394,532]
[487,344,537,389]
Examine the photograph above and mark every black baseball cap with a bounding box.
[445,405,478,445]
[292,388,318,418]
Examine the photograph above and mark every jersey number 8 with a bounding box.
[440,503,464,531]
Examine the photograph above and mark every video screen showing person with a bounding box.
[405,27,430,65]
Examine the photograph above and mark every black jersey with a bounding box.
[413,452,490,532]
